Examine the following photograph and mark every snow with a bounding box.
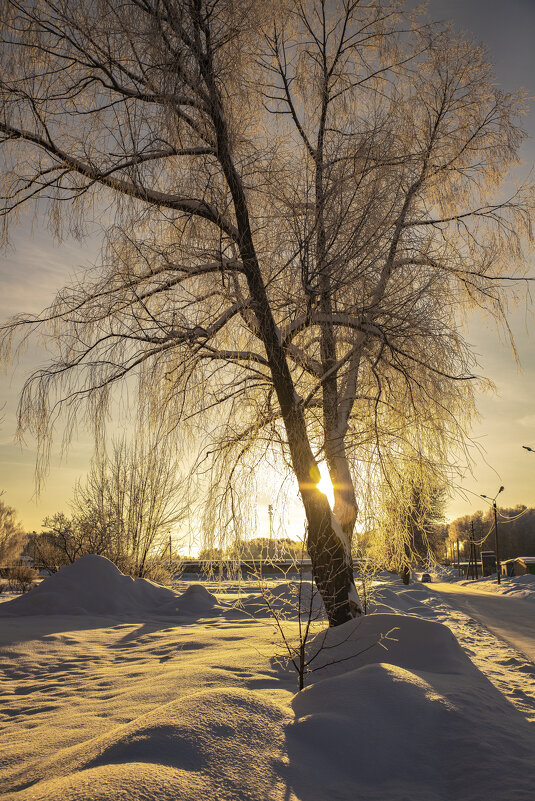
[430,582,535,663]
[0,555,226,619]
[438,571,535,601]
[235,580,326,619]
[303,613,467,679]
[426,564,535,601]
[1,556,534,801]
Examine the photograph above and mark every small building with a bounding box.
[511,557,535,576]
[480,550,496,577]
[501,559,515,577]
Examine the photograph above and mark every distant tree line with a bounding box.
[447,507,535,561]
[198,537,307,563]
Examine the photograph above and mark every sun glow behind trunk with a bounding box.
[316,462,335,510]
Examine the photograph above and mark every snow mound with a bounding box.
[290,663,457,787]
[13,688,291,801]
[287,658,535,801]
[471,573,535,600]
[158,584,221,616]
[0,555,179,617]
[370,586,432,616]
[305,613,467,681]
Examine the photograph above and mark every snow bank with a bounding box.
[304,613,467,681]
[369,586,433,616]
[433,567,535,601]
[290,664,456,792]
[0,555,222,618]
[157,584,220,616]
[282,611,535,800]
[454,573,535,601]
[288,656,535,801]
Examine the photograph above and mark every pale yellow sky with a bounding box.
[1,221,533,537]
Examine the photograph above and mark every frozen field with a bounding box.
[1,556,534,801]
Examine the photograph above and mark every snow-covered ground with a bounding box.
[431,565,535,602]
[1,556,534,801]
[369,575,535,724]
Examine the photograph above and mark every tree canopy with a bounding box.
[0,0,532,624]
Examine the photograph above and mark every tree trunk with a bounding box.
[284,421,362,625]
[327,451,359,538]
[208,66,361,626]
[303,485,362,625]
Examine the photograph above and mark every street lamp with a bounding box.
[522,445,534,453]
[480,486,504,584]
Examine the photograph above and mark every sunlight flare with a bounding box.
[316,462,335,509]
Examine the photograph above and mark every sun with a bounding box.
[316,462,335,509]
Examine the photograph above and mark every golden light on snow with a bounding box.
[316,462,335,509]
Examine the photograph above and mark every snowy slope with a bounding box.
[1,557,534,801]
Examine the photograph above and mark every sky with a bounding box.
[1,0,535,543]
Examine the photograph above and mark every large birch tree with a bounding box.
[0,0,532,625]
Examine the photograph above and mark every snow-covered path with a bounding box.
[430,582,535,663]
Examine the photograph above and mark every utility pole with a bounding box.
[493,500,501,584]
[466,534,474,579]
[481,486,504,584]
[471,520,478,580]
[457,538,460,576]
[268,504,274,559]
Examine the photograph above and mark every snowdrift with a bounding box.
[369,585,434,616]
[3,566,535,801]
[236,580,326,619]
[456,573,535,601]
[0,555,221,618]
[6,610,534,801]
[303,613,467,679]
[11,688,291,801]
[284,613,535,801]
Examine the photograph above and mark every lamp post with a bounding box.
[268,503,274,558]
[480,486,504,584]
[522,445,534,453]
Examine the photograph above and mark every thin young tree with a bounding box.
[0,1,532,624]
[74,430,186,577]
[0,496,26,566]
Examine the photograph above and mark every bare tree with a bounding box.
[73,430,185,577]
[39,512,83,567]
[34,429,184,577]
[0,496,26,565]
[0,1,532,625]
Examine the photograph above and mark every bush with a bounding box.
[141,560,174,586]
[7,564,38,593]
